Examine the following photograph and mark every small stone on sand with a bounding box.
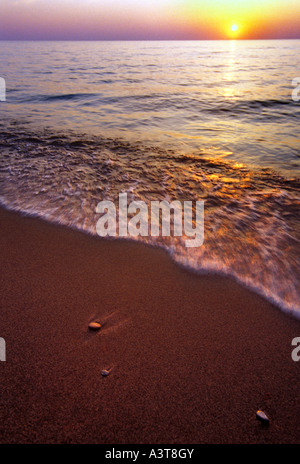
[101,369,111,377]
[88,321,102,331]
[256,410,269,424]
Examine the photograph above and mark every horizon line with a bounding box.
[0,37,299,41]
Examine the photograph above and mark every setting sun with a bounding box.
[228,22,241,38]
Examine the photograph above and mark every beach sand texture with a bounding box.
[0,206,299,444]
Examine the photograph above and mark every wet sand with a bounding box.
[0,206,299,444]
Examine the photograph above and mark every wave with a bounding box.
[18,93,99,103]
[0,124,299,319]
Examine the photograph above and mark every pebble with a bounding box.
[256,410,269,424]
[101,369,111,377]
[88,321,102,331]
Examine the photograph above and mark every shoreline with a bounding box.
[2,203,299,321]
[0,206,299,443]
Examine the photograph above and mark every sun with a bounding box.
[227,23,240,39]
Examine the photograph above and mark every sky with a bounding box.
[0,0,299,40]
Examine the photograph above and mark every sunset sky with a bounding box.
[0,0,299,40]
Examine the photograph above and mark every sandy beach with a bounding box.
[0,205,299,444]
